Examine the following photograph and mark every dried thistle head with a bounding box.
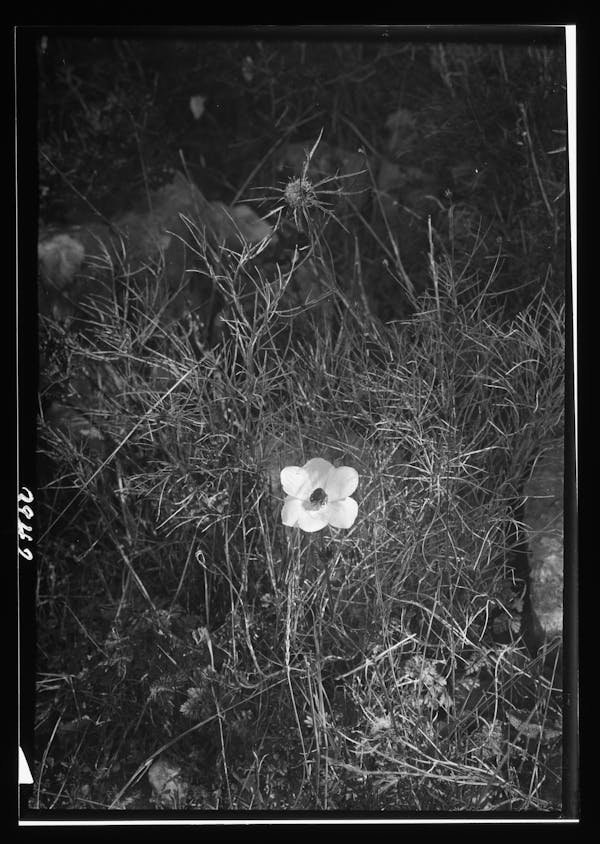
[284,176,318,213]
[252,129,353,235]
[281,129,334,231]
[283,174,325,231]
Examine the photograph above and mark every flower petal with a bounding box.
[281,458,334,500]
[296,505,330,533]
[281,496,305,527]
[324,466,359,500]
[302,457,335,491]
[280,466,309,499]
[325,497,359,529]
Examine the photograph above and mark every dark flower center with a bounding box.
[309,487,328,507]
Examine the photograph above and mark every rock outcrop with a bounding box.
[38,172,276,322]
[523,441,564,641]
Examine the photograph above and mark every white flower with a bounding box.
[280,457,359,533]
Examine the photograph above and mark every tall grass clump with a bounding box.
[35,159,564,812]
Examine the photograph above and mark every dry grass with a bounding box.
[31,33,566,814]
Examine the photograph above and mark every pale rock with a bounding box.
[38,173,276,323]
[211,200,275,247]
[523,442,564,641]
[38,233,86,290]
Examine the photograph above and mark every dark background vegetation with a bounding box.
[36,31,567,316]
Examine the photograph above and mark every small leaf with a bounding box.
[241,56,255,83]
[507,710,562,742]
[189,95,206,121]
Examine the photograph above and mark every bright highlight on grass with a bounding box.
[280,457,359,532]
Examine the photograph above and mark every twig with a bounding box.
[428,215,441,319]
[336,634,416,680]
[518,102,554,223]
[115,541,156,612]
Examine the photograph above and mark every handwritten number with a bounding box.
[18,487,34,561]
